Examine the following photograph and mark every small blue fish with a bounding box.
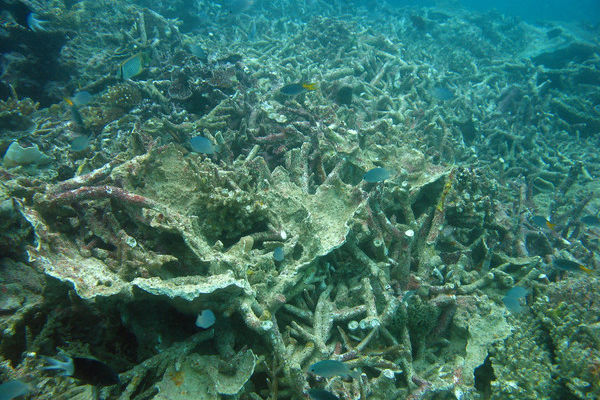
[273,246,284,262]
[502,296,523,313]
[195,309,216,329]
[190,44,207,62]
[308,388,339,400]
[502,286,528,313]
[70,135,90,152]
[308,360,359,379]
[505,286,528,298]
[431,86,454,101]
[190,136,215,154]
[363,167,390,183]
[71,91,93,106]
[280,83,317,96]
[0,380,30,400]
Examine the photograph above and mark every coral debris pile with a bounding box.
[1,1,599,399]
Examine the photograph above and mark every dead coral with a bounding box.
[0,94,38,133]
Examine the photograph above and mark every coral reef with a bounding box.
[0,1,599,399]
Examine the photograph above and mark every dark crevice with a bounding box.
[474,354,495,398]
[411,178,445,218]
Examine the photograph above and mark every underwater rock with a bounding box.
[131,273,253,315]
[490,312,557,399]
[115,330,212,396]
[23,204,131,299]
[209,349,256,395]
[154,355,217,400]
[0,258,44,367]
[0,97,36,132]
[24,199,251,309]
[0,194,32,259]
[452,298,512,386]
[531,42,598,69]
[155,350,256,398]
[23,143,363,321]
[532,277,600,399]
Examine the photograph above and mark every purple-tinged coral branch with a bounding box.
[38,185,157,209]
[47,161,118,194]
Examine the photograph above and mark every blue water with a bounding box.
[387,0,600,22]
[460,0,600,22]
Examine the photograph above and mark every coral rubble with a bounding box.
[1,1,599,399]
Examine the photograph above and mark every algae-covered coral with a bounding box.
[1,0,600,399]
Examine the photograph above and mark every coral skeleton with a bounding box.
[0,1,599,399]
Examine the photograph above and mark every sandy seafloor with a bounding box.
[1,0,600,399]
